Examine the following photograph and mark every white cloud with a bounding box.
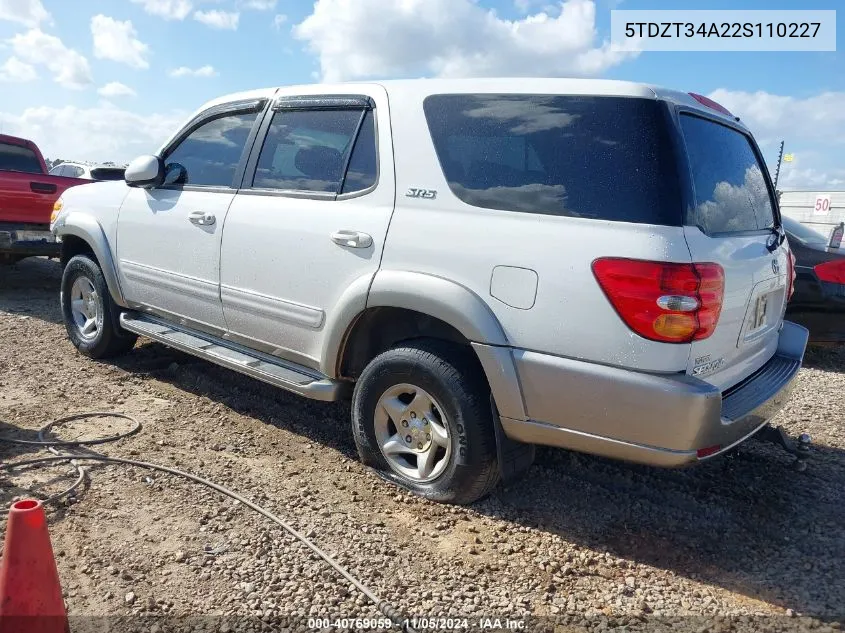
[0,56,37,82]
[294,0,634,82]
[98,81,137,98]
[91,15,150,70]
[130,0,193,21]
[242,0,276,10]
[273,13,287,30]
[0,104,186,163]
[0,0,49,27]
[169,65,218,78]
[708,89,845,190]
[194,9,239,30]
[708,89,845,147]
[9,29,92,89]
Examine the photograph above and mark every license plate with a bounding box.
[752,294,770,330]
[13,230,55,243]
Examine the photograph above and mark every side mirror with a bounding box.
[125,155,164,188]
[163,163,187,187]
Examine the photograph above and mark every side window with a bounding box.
[252,108,376,194]
[49,164,65,176]
[423,94,682,224]
[0,142,43,174]
[67,165,84,178]
[165,111,259,187]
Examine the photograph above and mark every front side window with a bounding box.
[252,108,376,194]
[681,114,776,234]
[423,94,682,224]
[0,142,42,174]
[165,111,259,187]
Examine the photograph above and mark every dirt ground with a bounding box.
[1,257,844,633]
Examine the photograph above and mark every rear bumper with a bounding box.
[494,321,809,467]
[0,223,59,257]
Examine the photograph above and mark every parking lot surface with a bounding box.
[1,257,843,632]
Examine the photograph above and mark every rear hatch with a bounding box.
[678,112,789,391]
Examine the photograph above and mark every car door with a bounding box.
[116,99,267,334]
[220,86,395,370]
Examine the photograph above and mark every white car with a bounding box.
[51,78,808,504]
[49,161,125,181]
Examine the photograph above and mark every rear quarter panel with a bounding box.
[382,86,692,373]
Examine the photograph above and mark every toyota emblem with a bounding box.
[772,259,780,275]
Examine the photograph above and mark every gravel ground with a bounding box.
[1,257,843,633]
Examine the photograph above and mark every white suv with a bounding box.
[51,78,808,504]
[49,162,126,181]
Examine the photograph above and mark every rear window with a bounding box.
[423,94,682,224]
[90,167,126,181]
[680,114,775,234]
[0,142,42,174]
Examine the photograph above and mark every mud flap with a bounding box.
[491,397,535,485]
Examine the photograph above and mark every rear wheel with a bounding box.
[352,340,499,504]
[61,254,137,359]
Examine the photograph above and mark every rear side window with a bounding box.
[423,94,681,224]
[0,142,42,174]
[680,114,775,234]
[252,108,376,194]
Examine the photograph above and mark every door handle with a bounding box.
[331,230,373,249]
[30,182,57,194]
[189,211,216,226]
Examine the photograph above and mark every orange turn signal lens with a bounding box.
[652,313,697,340]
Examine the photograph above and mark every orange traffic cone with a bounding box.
[0,499,69,633]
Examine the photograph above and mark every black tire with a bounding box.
[352,339,499,505]
[61,254,137,359]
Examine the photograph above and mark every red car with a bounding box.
[0,134,90,263]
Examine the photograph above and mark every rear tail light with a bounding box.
[786,248,797,301]
[592,258,725,344]
[814,259,845,284]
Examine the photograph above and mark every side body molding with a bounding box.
[320,270,527,421]
[55,212,127,307]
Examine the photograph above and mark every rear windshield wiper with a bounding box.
[766,224,786,252]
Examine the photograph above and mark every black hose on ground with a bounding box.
[0,412,418,632]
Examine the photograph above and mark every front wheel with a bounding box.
[352,340,499,505]
[61,254,137,359]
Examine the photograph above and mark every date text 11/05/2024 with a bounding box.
[307,617,527,630]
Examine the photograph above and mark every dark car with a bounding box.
[783,216,845,343]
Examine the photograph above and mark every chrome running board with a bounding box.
[119,312,344,402]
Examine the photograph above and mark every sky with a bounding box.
[0,0,842,189]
